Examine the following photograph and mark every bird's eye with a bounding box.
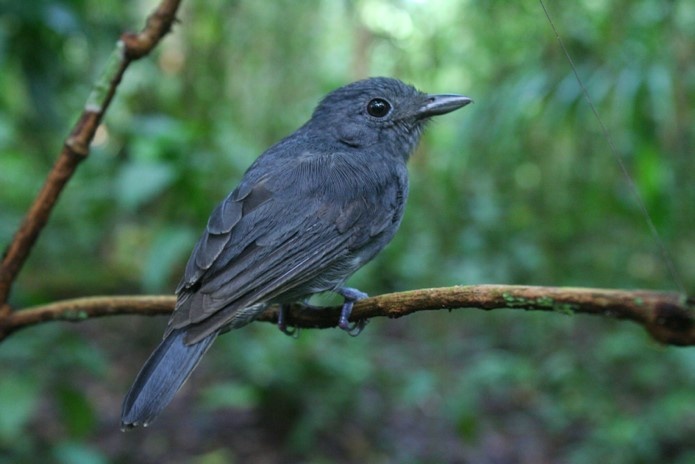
[367,98,392,118]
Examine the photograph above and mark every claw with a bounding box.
[341,318,368,337]
[336,287,368,336]
[277,304,300,338]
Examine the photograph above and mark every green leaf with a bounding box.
[191,448,237,464]
[53,442,107,464]
[0,375,40,444]
[200,381,259,410]
[56,384,95,438]
[116,160,175,211]
[142,226,197,292]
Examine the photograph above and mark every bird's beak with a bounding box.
[417,94,473,119]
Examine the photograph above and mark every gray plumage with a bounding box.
[121,77,471,429]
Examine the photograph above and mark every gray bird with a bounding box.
[121,77,471,428]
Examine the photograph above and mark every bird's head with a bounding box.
[308,77,472,160]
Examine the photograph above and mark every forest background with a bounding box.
[0,0,694,463]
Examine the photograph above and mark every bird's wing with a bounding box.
[167,151,404,343]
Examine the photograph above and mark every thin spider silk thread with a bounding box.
[538,0,685,293]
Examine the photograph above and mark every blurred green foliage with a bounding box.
[1,0,694,462]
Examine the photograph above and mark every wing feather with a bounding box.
[167,150,407,343]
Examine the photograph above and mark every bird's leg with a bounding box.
[277,304,299,338]
[335,287,368,336]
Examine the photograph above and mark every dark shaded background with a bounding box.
[1,0,694,463]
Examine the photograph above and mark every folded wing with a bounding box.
[168,151,406,344]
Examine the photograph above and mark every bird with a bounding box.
[120,77,472,429]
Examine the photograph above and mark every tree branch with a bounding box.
[1,3,692,355]
[0,285,692,346]
[0,0,182,309]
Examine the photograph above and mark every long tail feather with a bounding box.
[121,329,217,429]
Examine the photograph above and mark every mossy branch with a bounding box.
[0,285,692,346]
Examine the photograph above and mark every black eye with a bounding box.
[367,98,392,118]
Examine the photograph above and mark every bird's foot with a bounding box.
[277,304,299,338]
[336,287,368,336]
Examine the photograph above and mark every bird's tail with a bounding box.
[120,328,217,429]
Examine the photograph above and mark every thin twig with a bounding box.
[1,286,692,346]
[0,0,182,309]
